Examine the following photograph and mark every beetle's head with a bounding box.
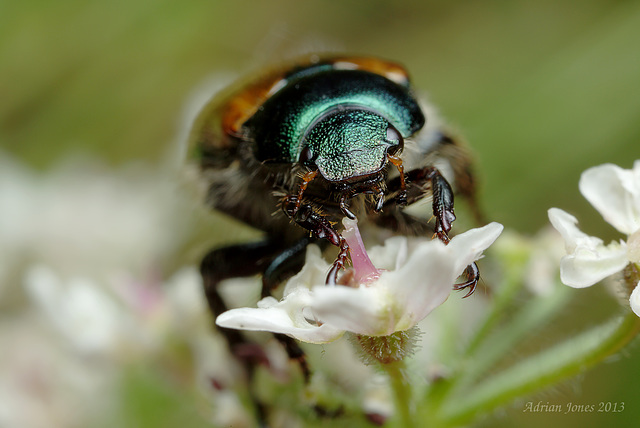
[299,109,403,183]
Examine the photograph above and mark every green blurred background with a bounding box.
[2,0,639,426]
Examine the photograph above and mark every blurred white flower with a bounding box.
[492,227,566,296]
[25,265,129,356]
[0,316,117,428]
[217,219,503,343]
[0,153,224,426]
[548,160,640,316]
[362,375,394,423]
[0,153,189,284]
[524,227,567,296]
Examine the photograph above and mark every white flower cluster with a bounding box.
[217,218,503,343]
[549,160,640,316]
[0,154,234,427]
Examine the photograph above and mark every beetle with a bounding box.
[187,54,481,381]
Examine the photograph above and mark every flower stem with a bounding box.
[439,310,640,425]
[464,245,529,356]
[386,360,415,428]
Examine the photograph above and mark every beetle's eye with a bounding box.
[386,125,404,154]
[299,146,315,167]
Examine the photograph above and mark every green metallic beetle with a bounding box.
[187,54,481,378]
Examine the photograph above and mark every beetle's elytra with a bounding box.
[188,54,482,379]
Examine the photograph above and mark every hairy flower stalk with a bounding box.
[352,330,419,427]
[342,219,419,366]
[352,329,419,366]
[343,220,420,426]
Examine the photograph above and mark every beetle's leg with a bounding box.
[383,166,480,297]
[261,236,315,297]
[372,184,386,212]
[283,195,349,285]
[339,193,357,219]
[201,237,317,379]
[201,240,279,349]
[453,262,480,298]
[261,237,316,382]
[384,166,454,240]
[390,166,456,243]
[200,240,281,423]
[430,131,485,224]
[260,240,347,417]
[428,167,456,243]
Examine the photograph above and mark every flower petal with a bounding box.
[579,162,640,235]
[379,243,455,331]
[368,236,409,271]
[311,285,392,336]
[447,222,505,273]
[282,245,330,295]
[548,208,602,253]
[311,222,504,336]
[630,282,640,317]
[216,289,344,344]
[395,222,503,323]
[558,246,628,288]
[548,208,628,287]
[311,245,453,336]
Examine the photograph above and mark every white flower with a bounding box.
[0,318,117,428]
[216,219,503,344]
[0,153,190,284]
[548,160,640,316]
[24,265,132,356]
[0,153,229,427]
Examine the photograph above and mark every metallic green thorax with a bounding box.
[243,69,425,170]
[305,110,398,181]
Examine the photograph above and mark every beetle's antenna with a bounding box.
[387,153,407,206]
[294,170,318,213]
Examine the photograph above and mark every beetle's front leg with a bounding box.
[282,195,349,285]
[411,167,481,296]
[395,166,456,243]
[453,262,480,298]
[426,167,456,243]
[386,165,480,297]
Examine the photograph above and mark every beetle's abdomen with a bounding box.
[243,69,425,164]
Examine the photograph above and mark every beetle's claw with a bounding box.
[326,243,350,285]
[433,219,452,244]
[326,264,339,285]
[453,262,479,298]
[435,211,455,238]
[340,195,357,219]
